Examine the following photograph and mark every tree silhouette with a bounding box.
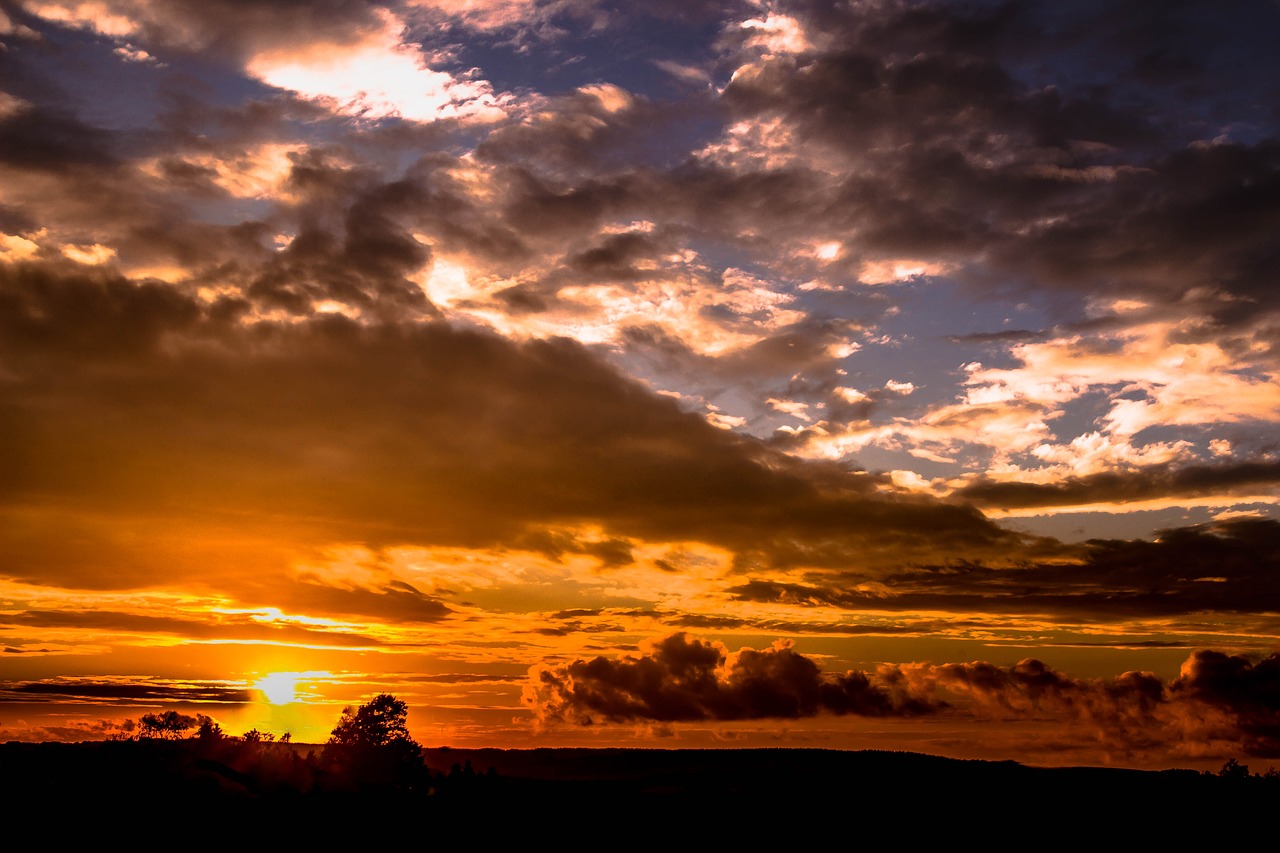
[194,715,224,742]
[322,694,427,793]
[328,694,415,749]
[138,710,198,740]
[1218,758,1250,780]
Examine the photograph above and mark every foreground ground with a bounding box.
[1,741,1272,841]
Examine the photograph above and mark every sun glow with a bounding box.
[255,672,302,704]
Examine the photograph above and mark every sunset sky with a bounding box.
[2,0,1279,771]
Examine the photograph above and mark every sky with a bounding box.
[1,0,1279,771]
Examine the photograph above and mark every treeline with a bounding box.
[0,694,499,826]
[4,701,1280,841]
[1203,757,1280,784]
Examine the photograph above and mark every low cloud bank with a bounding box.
[526,634,1280,758]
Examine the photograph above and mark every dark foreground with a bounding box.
[1,741,1272,842]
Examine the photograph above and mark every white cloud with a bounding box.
[1028,431,1194,477]
[739,13,811,55]
[859,258,951,284]
[834,387,868,404]
[767,398,811,422]
[246,12,510,123]
[26,2,510,123]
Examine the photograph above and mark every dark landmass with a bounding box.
[1,740,1273,841]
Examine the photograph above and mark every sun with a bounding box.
[255,672,301,705]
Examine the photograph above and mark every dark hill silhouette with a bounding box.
[1,740,1274,844]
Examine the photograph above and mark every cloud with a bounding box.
[962,321,1280,441]
[777,308,1280,492]
[0,262,1028,597]
[526,632,1280,758]
[2,0,1277,767]
[523,632,941,724]
[907,648,1280,758]
[0,100,119,173]
[285,578,452,624]
[143,142,305,200]
[1170,650,1280,756]
[476,83,716,181]
[728,518,1280,623]
[24,0,393,64]
[245,9,510,122]
[702,0,1280,331]
[0,606,388,647]
[957,460,1280,512]
[0,718,135,743]
[407,0,546,31]
[1,676,254,704]
[23,1,511,122]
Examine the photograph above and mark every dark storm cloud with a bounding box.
[729,518,1280,623]
[469,93,850,279]
[985,141,1280,310]
[522,631,1175,726]
[565,230,663,282]
[479,81,721,179]
[0,262,1027,594]
[956,461,1280,511]
[709,0,1280,318]
[248,167,435,316]
[0,102,119,172]
[524,632,941,724]
[915,649,1280,757]
[1171,650,1280,755]
[0,263,201,370]
[493,165,639,245]
[918,658,1166,718]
